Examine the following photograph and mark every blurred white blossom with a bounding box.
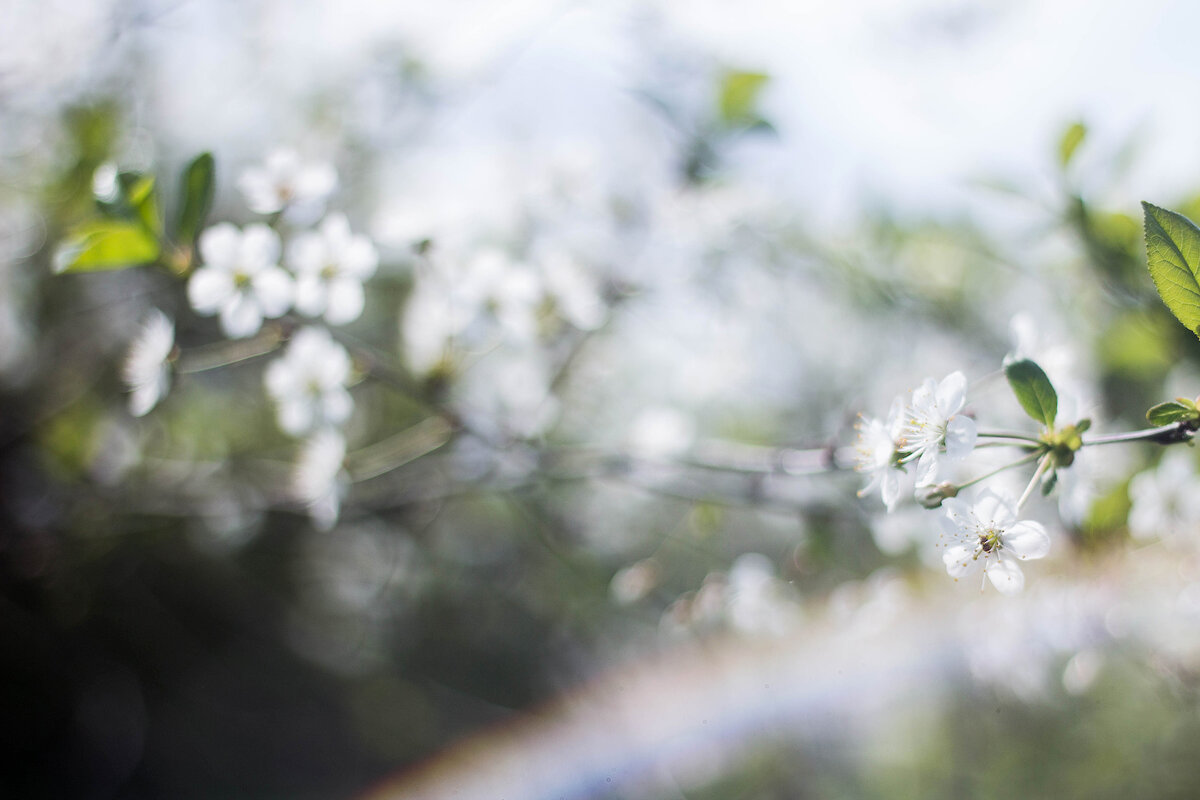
[627,406,695,459]
[188,223,292,338]
[288,213,379,325]
[535,246,607,332]
[238,148,337,223]
[725,553,800,636]
[264,327,354,437]
[122,309,174,417]
[292,429,348,531]
[1128,450,1200,544]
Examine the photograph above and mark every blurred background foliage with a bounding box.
[7,2,1200,799]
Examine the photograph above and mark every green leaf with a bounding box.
[122,173,162,235]
[1146,400,1200,426]
[1004,358,1058,427]
[55,220,160,273]
[717,70,769,126]
[1142,201,1200,340]
[1058,121,1087,168]
[176,152,214,246]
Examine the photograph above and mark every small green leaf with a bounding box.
[1058,121,1087,168]
[123,173,161,235]
[1041,468,1058,496]
[55,220,160,273]
[1146,400,1200,426]
[1005,358,1058,427]
[717,70,769,126]
[1142,201,1200,340]
[176,152,214,246]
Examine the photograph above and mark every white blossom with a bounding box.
[855,395,907,511]
[292,429,347,531]
[237,148,337,222]
[939,488,1051,595]
[288,213,378,325]
[901,371,977,486]
[188,223,292,338]
[471,248,543,341]
[264,327,354,437]
[536,246,607,331]
[122,309,174,416]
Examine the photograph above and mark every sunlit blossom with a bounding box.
[264,327,354,437]
[122,308,174,417]
[901,371,977,486]
[238,148,337,222]
[855,396,907,511]
[188,223,292,338]
[939,488,1051,595]
[292,429,347,531]
[288,213,379,325]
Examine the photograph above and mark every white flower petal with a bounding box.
[324,279,365,324]
[944,415,977,461]
[265,357,302,399]
[238,168,282,214]
[985,558,1025,595]
[880,469,901,511]
[941,496,971,521]
[910,378,937,413]
[943,545,981,578]
[973,489,1016,528]
[278,397,316,437]
[935,371,968,415]
[322,387,353,426]
[915,448,939,486]
[340,237,378,279]
[252,268,293,318]
[198,223,241,269]
[1004,520,1051,560]
[886,395,906,439]
[321,212,351,244]
[128,375,167,417]
[287,234,326,275]
[188,268,234,314]
[937,513,962,539]
[297,162,338,200]
[293,275,326,317]
[240,224,282,270]
[220,294,263,338]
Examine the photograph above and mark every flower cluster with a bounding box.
[854,366,1071,595]
[855,371,977,512]
[187,153,376,340]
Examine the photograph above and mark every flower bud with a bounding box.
[917,482,958,509]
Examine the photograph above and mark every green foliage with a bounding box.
[120,173,162,235]
[1058,121,1087,168]
[176,152,215,246]
[54,219,160,273]
[717,69,769,126]
[1005,358,1058,427]
[1098,310,1175,377]
[1146,397,1200,426]
[1142,201,1200,340]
